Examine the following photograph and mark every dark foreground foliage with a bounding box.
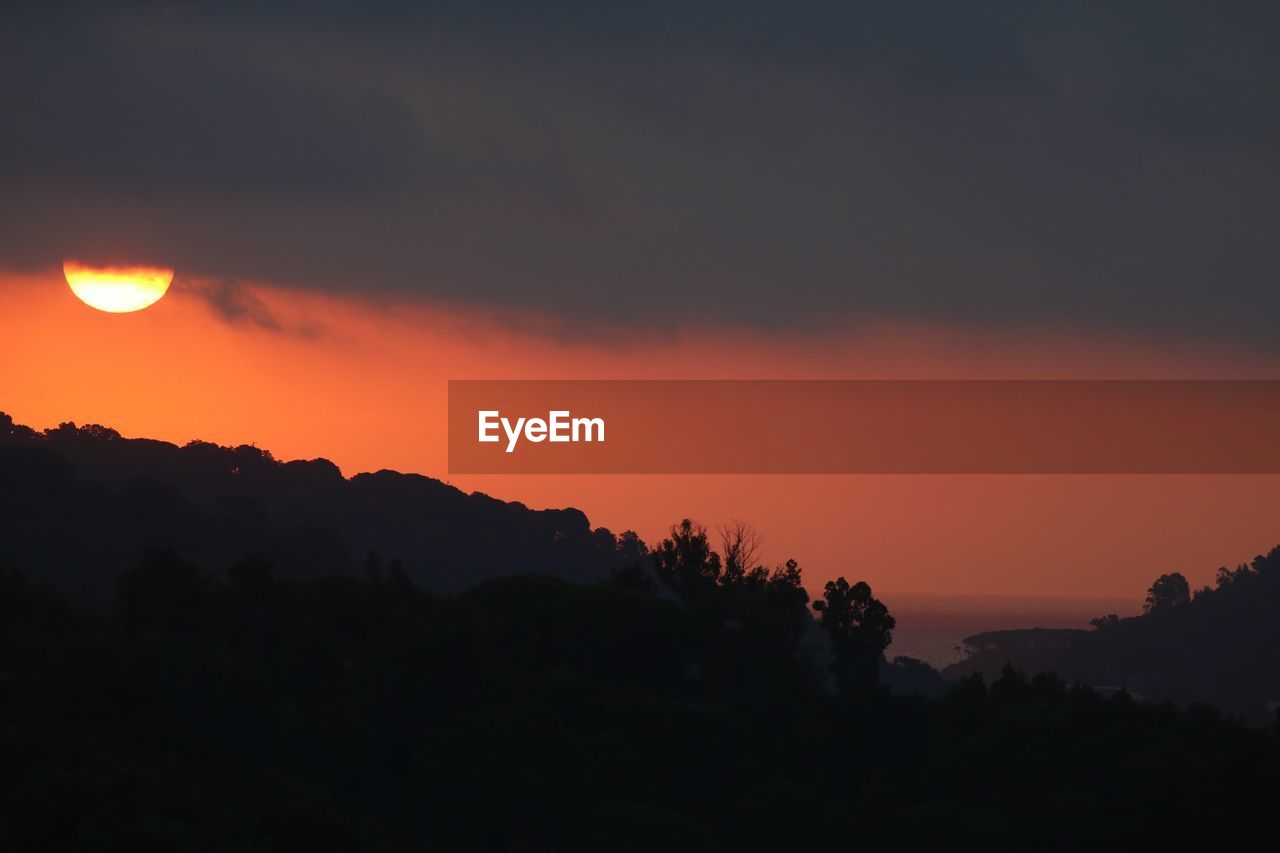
[3,552,1277,852]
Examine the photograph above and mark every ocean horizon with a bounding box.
[882,593,1143,670]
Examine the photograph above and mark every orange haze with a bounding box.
[4,266,1280,600]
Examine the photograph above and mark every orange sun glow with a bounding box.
[64,260,174,313]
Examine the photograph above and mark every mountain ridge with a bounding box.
[0,411,633,595]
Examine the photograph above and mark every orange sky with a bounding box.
[4,265,1280,600]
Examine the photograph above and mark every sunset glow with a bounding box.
[5,266,1280,598]
[64,261,173,313]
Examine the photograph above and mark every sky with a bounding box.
[4,268,1280,600]
[3,2,1280,599]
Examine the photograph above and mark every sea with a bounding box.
[881,593,1142,670]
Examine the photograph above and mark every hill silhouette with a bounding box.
[5,411,1280,847]
[944,550,1280,721]
[0,412,634,596]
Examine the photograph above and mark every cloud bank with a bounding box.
[2,1,1278,346]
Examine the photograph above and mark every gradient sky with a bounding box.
[4,268,1280,600]
[3,2,1280,599]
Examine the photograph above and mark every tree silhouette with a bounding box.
[757,558,811,643]
[653,519,722,606]
[1144,572,1190,614]
[718,519,764,585]
[651,519,813,644]
[0,451,1278,850]
[812,576,895,690]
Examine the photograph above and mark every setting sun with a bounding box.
[64,260,173,313]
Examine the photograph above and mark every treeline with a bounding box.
[0,412,628,592]
[946,547,1280,720]
[3,539,1279,851]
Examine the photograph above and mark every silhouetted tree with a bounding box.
[616,530,649,566]
[882,655,948,696]
[718,519,764,585]
[812,576,895,690]
[653,519,722,605]
[0,410,30,441]
[4,537,1280,849]
[608,529,657,592]
[611,562,657,594]
[653,520,812,643]
[759,559,811,643]
[1255,546,1280,576]
[1216,565,1236,588]
[1144,572,1190,613]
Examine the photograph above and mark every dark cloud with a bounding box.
[173,277,275,331]
[2,1,1278,347]
[0,6,428,201]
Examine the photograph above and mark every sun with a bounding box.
[64,260,174,313]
